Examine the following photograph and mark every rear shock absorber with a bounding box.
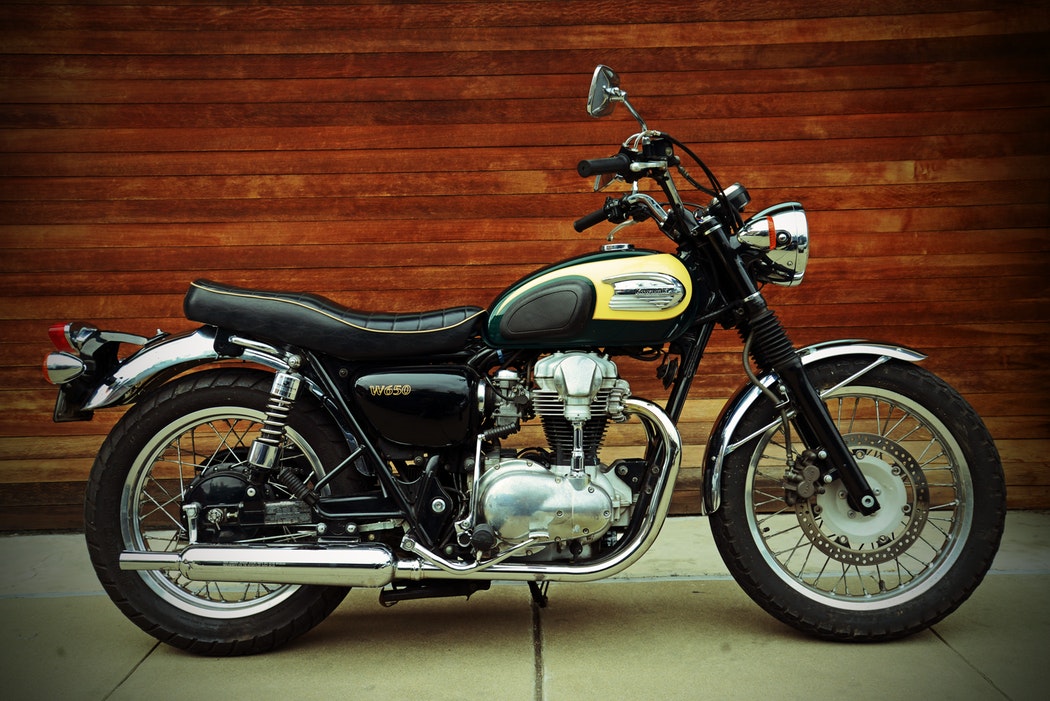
[247,357,319,506]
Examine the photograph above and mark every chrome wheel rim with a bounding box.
[120,406,323,618]
[744,386,972,610]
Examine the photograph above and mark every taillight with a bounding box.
[43,321,143,386]
[45,322,93,384]
[48,322,77,353]
[48,322,98,353]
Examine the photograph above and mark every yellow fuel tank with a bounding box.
[485,248,698,348]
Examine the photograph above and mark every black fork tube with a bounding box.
[686,211,880,516]
[743,305,879,515]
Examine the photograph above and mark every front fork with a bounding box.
[689,211,881,516]
[748,308,880,516]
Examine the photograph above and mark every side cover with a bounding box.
[485,250,696,348]
[350,366,479,449]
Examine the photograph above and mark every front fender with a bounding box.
[699,340,926,515]
[83,326,289,411]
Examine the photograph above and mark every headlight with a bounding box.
[736,203,809,286]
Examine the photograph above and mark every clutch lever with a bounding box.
[606,219,638,242]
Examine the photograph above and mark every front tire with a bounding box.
[85,368,365,655]
[709,358,1006,640]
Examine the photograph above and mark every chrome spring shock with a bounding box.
[247,360,319,505]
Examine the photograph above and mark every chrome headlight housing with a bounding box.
[736,202,809,286]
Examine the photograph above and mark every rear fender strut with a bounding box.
[82,325,289,411]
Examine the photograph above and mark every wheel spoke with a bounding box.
[204,419,253,466]
[741,382,973,608]
[774,531,810,562]
[766,522,804,540]
[123,404,332,614]
[794,540,817,578]
[138,489,184,532]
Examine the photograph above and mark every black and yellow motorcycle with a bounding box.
[43,66,1005,655]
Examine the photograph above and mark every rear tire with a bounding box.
[708,358,1006,640]
[85,368,365,655]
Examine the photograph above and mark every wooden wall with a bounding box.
[1,0,1047,529]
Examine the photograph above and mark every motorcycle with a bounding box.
[43,66,1006,655]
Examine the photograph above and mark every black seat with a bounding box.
[184,279,485,360]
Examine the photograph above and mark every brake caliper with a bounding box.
[782,449,824,506]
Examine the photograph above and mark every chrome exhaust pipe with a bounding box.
[121,399,680,588]
[399,397,683,584]
[120,543,397,588]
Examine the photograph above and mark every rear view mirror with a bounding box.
[587,65,621,117]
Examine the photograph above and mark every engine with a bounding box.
[473,352,636,554]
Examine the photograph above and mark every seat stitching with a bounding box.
[190,281,484,335]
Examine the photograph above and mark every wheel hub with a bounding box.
[796,433,929,566]
[182,462,291,543]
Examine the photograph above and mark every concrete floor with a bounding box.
[1,512,1047,701]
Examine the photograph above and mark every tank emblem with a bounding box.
[602,273,686,311]
[368,384,412,396]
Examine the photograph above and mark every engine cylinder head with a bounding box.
[533,352,620,422]
[529,353,631,469]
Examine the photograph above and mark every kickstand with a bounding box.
[528,581,550,608]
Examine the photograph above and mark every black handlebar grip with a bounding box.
[577,153,632,178]
[573,206,610,233]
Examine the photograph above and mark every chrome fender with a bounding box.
[83,326,289,411]
[700,340,926,515]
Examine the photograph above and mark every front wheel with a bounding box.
[709,358,1006,640]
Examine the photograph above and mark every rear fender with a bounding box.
[700,340,926,515]
[81,326,289,412]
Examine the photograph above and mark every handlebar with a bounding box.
[573,205,612,233]
[573,193,670,233]
[577,153,633,178]
[574,125,745,244]
[573,197,625,233]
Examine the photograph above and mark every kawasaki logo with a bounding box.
[602,272,686,311]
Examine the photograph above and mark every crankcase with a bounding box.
[478,459,613,545]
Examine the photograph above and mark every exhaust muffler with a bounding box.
[118,398,682,589]
[120,543,397,588]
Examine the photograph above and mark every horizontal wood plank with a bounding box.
[1,0,1047,528]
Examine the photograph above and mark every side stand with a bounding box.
[528,581,550,608]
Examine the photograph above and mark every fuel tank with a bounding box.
[485,247,697,348]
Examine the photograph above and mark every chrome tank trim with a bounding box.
[701,340,927,515]
[84,326,289,410]
[603,272,686,311]
[394,397,683,583]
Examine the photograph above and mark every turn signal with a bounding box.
[43,351,86,385]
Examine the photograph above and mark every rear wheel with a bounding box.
[708,358,1006,640]
[85,368,366,655]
